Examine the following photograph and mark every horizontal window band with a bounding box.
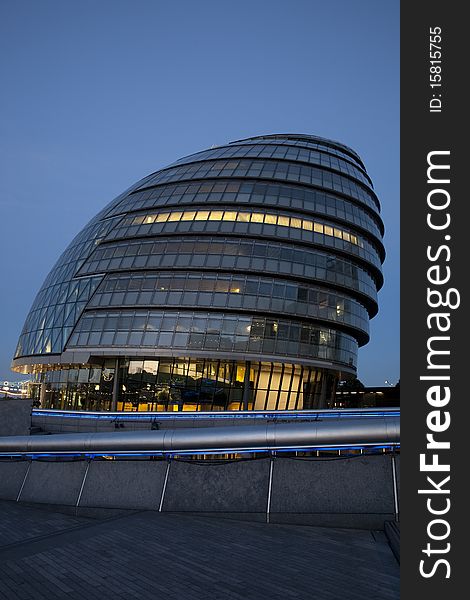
[107,176,384,234]
[97,230,384,288]
[112,204,384,258]
[167,143,374,192]
[80,304,370,346]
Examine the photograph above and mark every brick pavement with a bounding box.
[0,501,399,600]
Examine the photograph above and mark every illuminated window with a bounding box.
[129,209,364,249]
[167,212,183,222]
[290,218,302,229]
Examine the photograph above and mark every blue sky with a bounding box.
[0,0,399,385]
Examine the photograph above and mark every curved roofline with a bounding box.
[229,133,364,167]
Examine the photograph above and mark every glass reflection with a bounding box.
[30,358,338,412]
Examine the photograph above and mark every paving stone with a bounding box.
[0,500,399,599]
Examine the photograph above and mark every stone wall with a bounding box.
[0,453,399,529]
[0,399,32,436]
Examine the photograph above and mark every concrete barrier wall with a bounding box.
[0,399,32,436]
[0,461,30,501]
[0,454,400,529]
[270,455,395,529]
[80,461,168,509]
[163,458,270,514]
[19,461,88,506]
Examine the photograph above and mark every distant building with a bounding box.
[12,134,385,412]
[334,385,400,409]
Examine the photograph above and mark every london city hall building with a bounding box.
[12,134,385,412]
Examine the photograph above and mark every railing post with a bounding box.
[391,451,399,522]
[76,459,91,508]
[266,453,274,524]
[159,457,171,512]
[16,461,32,502]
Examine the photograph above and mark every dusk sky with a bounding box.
[0,0,399,386]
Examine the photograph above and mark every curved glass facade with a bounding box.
[12,133,385,411]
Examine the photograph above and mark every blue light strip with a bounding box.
[32,408,400,421]
[0,443,400,460]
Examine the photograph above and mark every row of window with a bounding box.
[34,359,319,392]
[105,212,382,270]
[14,215,120,360]
[169,142,373,188]
[119,208,363,245]
[231,136,365,169]
[15,209,133,360]
[24,276,101,329]
[37,216,120,294]
[107,180,383,239]
[137,158,379,213]
[88,273,369,336]
[16,276,103,358]
[68,310,357,366]
[78,237,380,302]
[97,272,367,315]
[16,325,73,357]
[31,359,330,412]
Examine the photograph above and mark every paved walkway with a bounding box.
[0,501,399,600]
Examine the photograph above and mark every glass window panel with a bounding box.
[223,211,237,221]
[180,211,196,220]
[147,315,162,330]
[250,213,264,223]
[264,214,277,225]
[142,332,158,345]
[133,316,147,330]
[114,332,128,345]
[158,332,173,346]
[195,211,210,221]
[173,333,189,347]
[155,213,169,223]
[209,211,224,220]
[290,218,302,229]
[88,332,101,345]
